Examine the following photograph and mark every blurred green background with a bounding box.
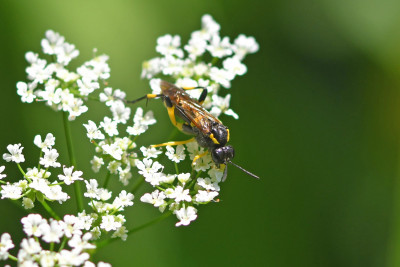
[0,0,400,266]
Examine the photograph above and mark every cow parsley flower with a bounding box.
[0,233,14,260]
[174,206,198,227]
[3,143,25,163]
[58,166,83,185]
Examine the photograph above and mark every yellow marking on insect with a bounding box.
[182,86,197,90]
[151,138,195,148]
[146,94,158,99]
[209,133,220,145]
[227,129,230,142]
[192,151,208,166]
[167,106,177,125]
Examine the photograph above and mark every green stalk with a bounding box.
[130,177,144,194]
[96,211,172,250]
[62,112,83,212]
[39,200,60,220]
[102,171,111,188]
[8,254,17,261]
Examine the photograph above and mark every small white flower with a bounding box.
[83,120,105,140]
[102,143,123,161]
[90,156,104,173]
[26,167,50,180]
[58,166,83,185]
[177,173,191,184]
[21,214,47,237]
[20,237,41,255]
[174,206,197,227]
[44,182,70,203]
[195,190,219,203]
[140,146,162,159]
[77,78,99,96]
[113,190,134,209]
[58,248,90,266]
[68,233,95,251]
[41,30,65,55]
[165,145,186,163]
[3,143,25,163]
[184,37,207,59]
[17,81,36,103]
[1,183,23,199]
[136,158,163,185]
[140,190,166,207]
[232,34,259,60]
[133,107,157,126]
[156,34,184,58]
[112,226,128,241]
[37,81,63,106]
[100,117,119,136]
[149,78,162,94]
[57,42,79,66]
[0,233,14,260]
[168,186,192,203]
[84,179,100,199]
[40,219,64,243]
[65,97,89,120]
[223,57,247,76]
[40,148,61,168]
[34,133,56,149]
[210,94,239,119]
[110,101,131,124]
[197,177,220,191]
[209,67,234,89]
[118,166,132,186]
[207,35,232,58]
[141,57,163,79]
[100,215,121,232]
[127,123,148,136]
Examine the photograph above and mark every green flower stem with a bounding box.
[8,254,17,261]
[50,242,54,251]
[174,162,179,174]
[39,200,60,220]
[17,163,28,181]
[103,172,111,188]
[62,112,83,212]
[130,177,144,194]
[96,211,172,250]
[58,236,68,251]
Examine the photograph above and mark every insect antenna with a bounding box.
[228,161,260,179]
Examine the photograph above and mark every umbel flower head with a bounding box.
[135,14,259,226]
[16,30,130,121]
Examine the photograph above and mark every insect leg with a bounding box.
[126,94,163,105]
[151,138,195,148]
[198,88,208,104]
[192,151,208,166]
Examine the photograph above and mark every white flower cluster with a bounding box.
[0,133,84,206]
[141,14,259,120]
[83,179,134,241]
[16,30,127,121]
[139,141,224,227]
[84,107,156,185]
[0,214,111,266]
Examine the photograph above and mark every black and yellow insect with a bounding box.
[129,80,259,181]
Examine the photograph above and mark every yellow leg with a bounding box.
[166,106,183,131]
[151,138,195,148]
[192,151,208,166]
